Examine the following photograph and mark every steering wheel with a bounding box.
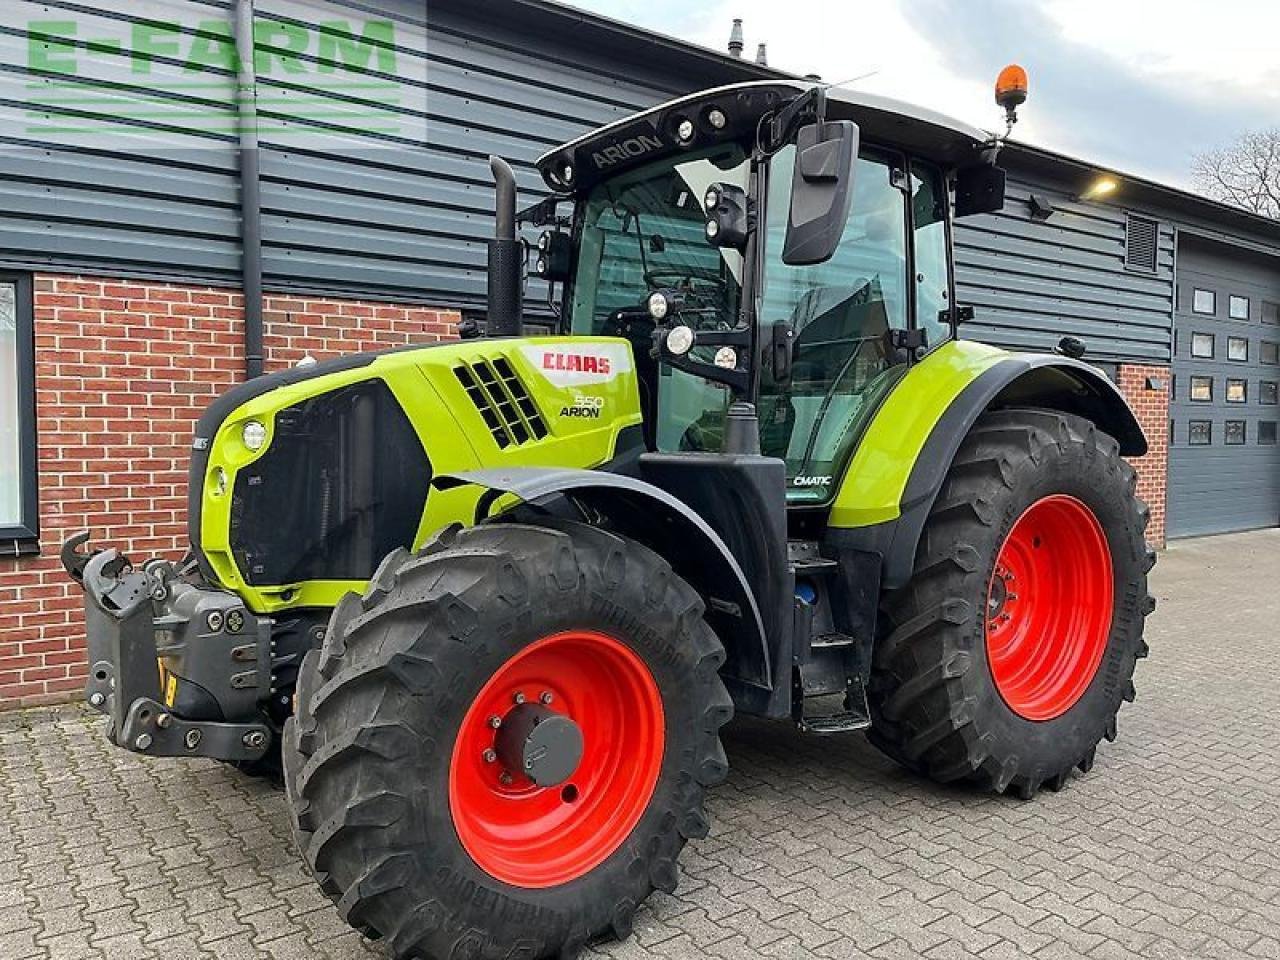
[644,267,728,300]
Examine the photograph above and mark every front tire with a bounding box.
[282,520,731,959]
[869,408,1155,798]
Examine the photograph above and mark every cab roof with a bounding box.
[535,81,993,192]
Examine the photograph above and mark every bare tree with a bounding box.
[1192,129,1280,219]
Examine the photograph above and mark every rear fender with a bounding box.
[434,467,774,703]
[827,341,1147,590]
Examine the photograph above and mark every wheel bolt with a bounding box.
[488,715,502,729]
[540,691,553,705]
[499,771,514,786]
[482,748,496,764]
[513,691,526,705]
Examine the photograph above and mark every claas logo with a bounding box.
[542,352,611,375]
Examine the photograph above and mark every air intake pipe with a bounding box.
[486,155,523,337]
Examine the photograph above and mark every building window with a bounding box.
[1192,289,1215,315]
[1228,336,1249,361]
[1264,301,1280,325]
[1225,420,1246,445]
[1226,378,1248,403]
[1261,422,1278,445]
[1263,341,1279,365]
[1228,295,1250,321]
[0,273,38,551]
[1190,375,1213,402]
[1262,381,1278,405]
[1191,332,1215,358]
[1189,420,1213,445]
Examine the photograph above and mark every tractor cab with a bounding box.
[530,82,1004,503]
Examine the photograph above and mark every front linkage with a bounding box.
[63,533,275,763]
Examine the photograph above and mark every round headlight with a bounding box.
[211,466,228,497]
[665,325,695,356]
[242,420,268,451]
[707,107,728,130]
[647,291,670,320]
[705,219,720,240]
[676,118,695,143]
[714,347,738,370]
[704,187,720,210]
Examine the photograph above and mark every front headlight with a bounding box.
[242,420,268,451]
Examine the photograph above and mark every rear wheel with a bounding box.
[869,408,1155,798]
[282,520,731,959]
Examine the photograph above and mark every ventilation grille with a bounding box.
[454,357,548,448]
[1125,215,1159,272]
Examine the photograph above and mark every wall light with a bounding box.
[1078,176,1118,201]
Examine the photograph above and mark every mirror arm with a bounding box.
[766,85,827,152]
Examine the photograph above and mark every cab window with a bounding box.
[911,160,952,350]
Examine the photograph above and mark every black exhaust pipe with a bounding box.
[486,156,522,337]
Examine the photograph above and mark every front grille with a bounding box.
[454,356,548,448]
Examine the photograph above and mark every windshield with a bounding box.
[569,144,749,333]
[570,144,750,451]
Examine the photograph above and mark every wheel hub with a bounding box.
[985,495,1114,721]
[494,703,584,787]
[449,630,666,889]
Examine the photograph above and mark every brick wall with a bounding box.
[1115,363,1170,546]
[0,274,458,708]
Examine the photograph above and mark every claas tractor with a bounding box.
[65,73,1154,959]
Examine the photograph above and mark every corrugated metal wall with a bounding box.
[1,0,242,280]
[953,170,1176,364]
[0,0,1238,366]
[0,0,751,304]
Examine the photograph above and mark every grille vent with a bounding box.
[1125,215,1159,273]
[454,357,548,448]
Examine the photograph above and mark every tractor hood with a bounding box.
[186,338,643,614]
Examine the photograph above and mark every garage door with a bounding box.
[1168,237,1280,539]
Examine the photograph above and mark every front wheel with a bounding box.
[282,520,731,959]
[869,408,1155,798]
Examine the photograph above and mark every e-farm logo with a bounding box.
[23,6,425,144]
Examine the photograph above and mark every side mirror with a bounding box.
[782,120,859,266]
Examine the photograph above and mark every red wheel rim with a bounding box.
[985,495,1114,721]
[448,630,665,888]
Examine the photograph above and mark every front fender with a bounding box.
[827,340,1147,589]
[434,467,773,695]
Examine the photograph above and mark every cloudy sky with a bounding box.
[563,0,1280,190]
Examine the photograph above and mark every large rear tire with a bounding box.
[282,520,731,959]
[868,408,1155,798]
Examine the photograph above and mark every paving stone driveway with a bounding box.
[3,529,1279,960]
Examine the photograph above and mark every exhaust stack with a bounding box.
[486,155,522,337]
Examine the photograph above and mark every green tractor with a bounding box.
[67,74,1153,959]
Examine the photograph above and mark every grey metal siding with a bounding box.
[1168,236,1280,538]
[0,0,243,280]
[954,168,1175,363]
[0,0,719,302]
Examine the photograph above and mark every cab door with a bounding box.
[757,147,953,504]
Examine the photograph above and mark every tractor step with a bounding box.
[796,676,871,735]
[788,540,839,574]
[797,711,871,735]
